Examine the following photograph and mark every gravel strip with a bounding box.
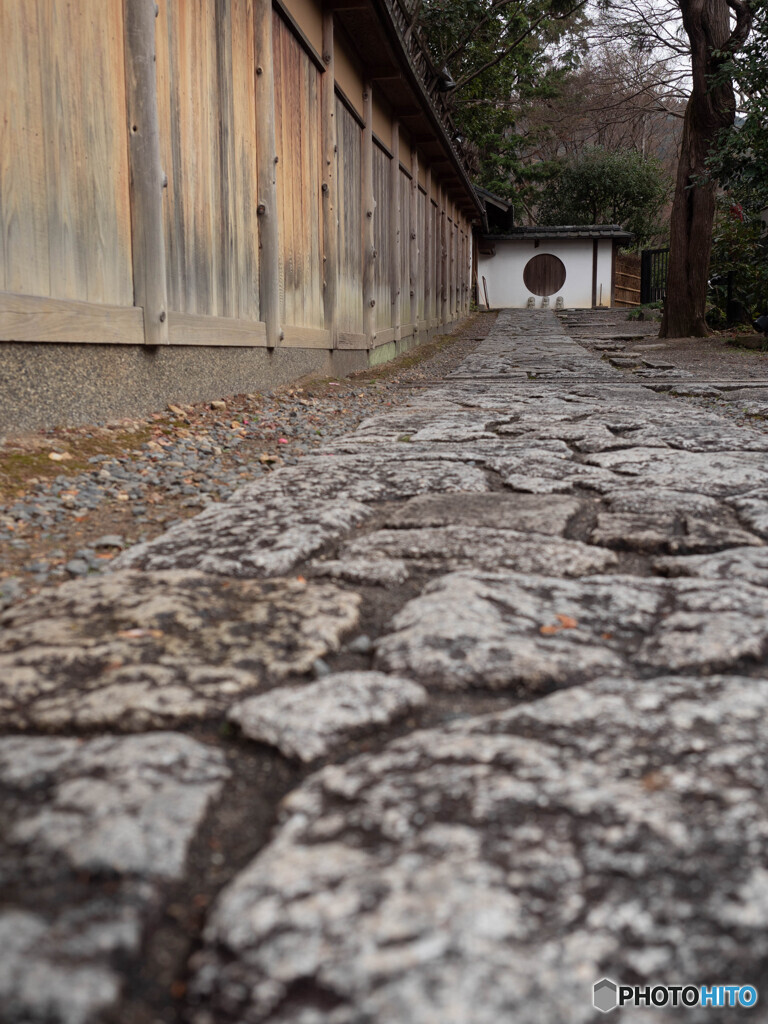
[0,315,495,608]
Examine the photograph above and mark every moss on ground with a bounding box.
[0,427,154,502]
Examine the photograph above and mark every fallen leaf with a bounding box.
[641,770,667,792]
[117,628,164,640]
[556,614,577,629]
[601,632,613,640]
[295,575,306,584]
[539,624,560,636]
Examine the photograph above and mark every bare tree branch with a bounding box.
[448,0,589,93]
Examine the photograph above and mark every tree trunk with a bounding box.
[660,0,752,338]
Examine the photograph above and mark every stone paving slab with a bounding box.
[340,526,618,575]
[0,732,229,1024]
[190,674,768,1024]
[230,672,427,762]
[114,458,491,577]
[3,309,768,1023]
[374,570,768,690]
[0,571,360,730]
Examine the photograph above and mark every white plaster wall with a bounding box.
[477,238,614,309]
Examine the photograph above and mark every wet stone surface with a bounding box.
[4,309,768,1022]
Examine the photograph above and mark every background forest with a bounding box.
[408,0,767,328]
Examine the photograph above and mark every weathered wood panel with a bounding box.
[399,168,411,325]
[440,189,449,323]
[362,81,374,343]
[0,0,133,306]
[274,12,324,329]
[390,122,401,341]
[430,197,439,322]
[321,8,337,340]
[231,0,261,321]
[158,0,213,315]
[1,4,478,352]
[409,150,418,333]
[156,0,261,320]
[373,142,392,331]
[417,185,426,321]
[335,97,363,333]
[0,2,48,298]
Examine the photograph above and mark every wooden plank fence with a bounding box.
[614,252,643,307]
[0,0,476,353]
[614,252,641,308]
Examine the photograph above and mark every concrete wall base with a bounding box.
[0,319,463,437]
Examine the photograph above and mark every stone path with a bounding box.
[2,309,768,1022]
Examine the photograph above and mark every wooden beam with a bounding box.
[410,146,419,336]
[337,331,368,349]
[391,119,401,343]
[322,7,338,344]
[393,106,421,118]
[0,291,144,345]
[362,80,375,346]
[591,239,598,308]
[255,0,281,347]
[367,66,400,80]
[371,326,396,346]
[168,313,267,347]
[282,325,332,348]
[123,0,168,346]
